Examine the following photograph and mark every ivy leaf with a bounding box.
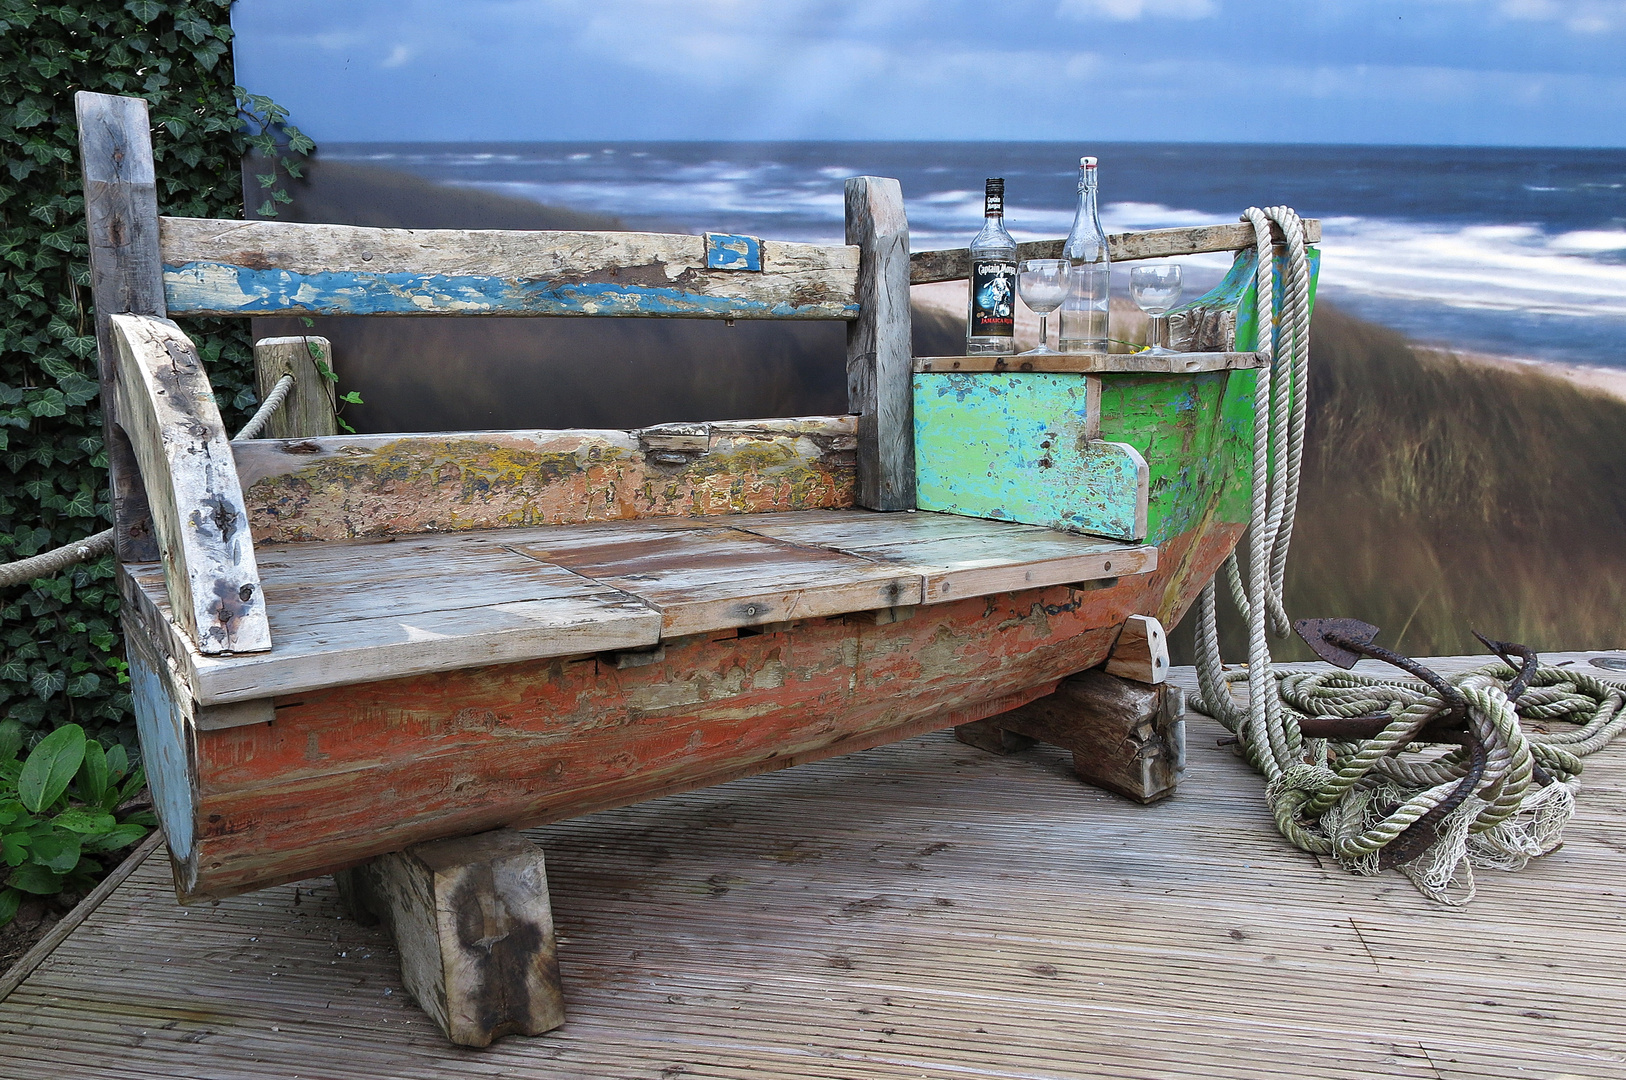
[18,722,85,812]
[124,0,163,23]
[12,100,48,130]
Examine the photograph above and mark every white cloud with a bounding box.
[1057,0,1217,20]
[1499,0,1626,34]
[380,44,416,68]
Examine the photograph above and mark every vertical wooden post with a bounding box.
[845,176,915,511]
[76,91,163,562]
[252,336,338,439]
[335,828,566,1047]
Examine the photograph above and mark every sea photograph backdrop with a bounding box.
[231,0,1626,661]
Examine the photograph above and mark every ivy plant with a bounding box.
[0,0,310,746]
[0,718,153,924]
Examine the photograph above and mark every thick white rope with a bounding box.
[1189,207,1626,903]
[0,375,295,588]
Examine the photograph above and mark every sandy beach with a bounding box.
[912,281,1626,404]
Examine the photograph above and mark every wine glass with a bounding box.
[1130,264,1182,354]
[1017,259,1068,355]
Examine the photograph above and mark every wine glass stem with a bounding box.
[1038,314,1048,351]
[1150,314,1167,350]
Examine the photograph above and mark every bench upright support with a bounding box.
[845,176,914,511]
[76,90,163,562]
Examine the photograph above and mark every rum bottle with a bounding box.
[966,178,1017,355]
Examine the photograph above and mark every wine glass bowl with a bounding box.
[1129,264,1182,354]
[1017,259,1069,355]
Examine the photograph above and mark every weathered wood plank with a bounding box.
[913,352,1266,374]
[75,90,161,562]
[960,668,1186,803]
[232,417,858,544]
[914,372,1149,541]
[1104,614,1169,684]
[909,219,1324,284]
[173,582,1140,899]
[335,829,565,1047]
[159,218,859,319]
[734,510,1154,603]
[845,176,915,511]
[124,511,1157,706]
[252,336,337,439]
[110,314,271,654]
[508,524,921,638]
[117,533,663,706]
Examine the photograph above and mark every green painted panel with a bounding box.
[913,372,1147,541]
[1095,370,1255,546]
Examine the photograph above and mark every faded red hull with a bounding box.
[172,518,1242,900]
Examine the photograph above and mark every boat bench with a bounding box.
[78,91,1317,1046]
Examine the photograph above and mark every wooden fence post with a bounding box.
[845,176,914,511]
[252,336,338,439]
[76,91,163,562]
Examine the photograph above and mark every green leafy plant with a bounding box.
[0,718,152,925]
[0,0,310,745]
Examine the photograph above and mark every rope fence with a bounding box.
[0,374,294,590]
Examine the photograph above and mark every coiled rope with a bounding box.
[0,374,294,589]
[1190,207,1626,904]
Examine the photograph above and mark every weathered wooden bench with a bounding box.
[77,91,1318,1045]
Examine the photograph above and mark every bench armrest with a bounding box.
[110,313,271,654]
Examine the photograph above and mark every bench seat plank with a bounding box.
[124,510,1156,708]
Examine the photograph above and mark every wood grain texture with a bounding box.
[159,218,859,320]
[123,510,1155,705]
[75,90,161,562]
[845,177,915,511]
[233,417,858,544]
[117,532,664,706]
[8,656,1626,1080]
[172,579,1146,898]
[914,372,1149,541]
[963,668,1186,803]
[736,509,1153,604]
[336,829,565,1047]
[110,314,271,654]
[1104,614,1169,685]
[252,336,337,439]
[909,218,1324,284]
[913,352,1266,374]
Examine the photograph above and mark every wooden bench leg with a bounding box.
[334,828,565,1047]
[957,669,1187,804]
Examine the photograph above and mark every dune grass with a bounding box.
[1173,302,1626,663]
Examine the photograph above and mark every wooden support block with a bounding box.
[960,668,1186,804]
[252,336,338,439]
[335,828,565,1048]
[1104,614,1169,685]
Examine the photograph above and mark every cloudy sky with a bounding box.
[233,0,1626,145]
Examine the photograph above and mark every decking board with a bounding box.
[3,651,1622,1079]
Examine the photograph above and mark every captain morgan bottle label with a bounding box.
[970,181,1016,340]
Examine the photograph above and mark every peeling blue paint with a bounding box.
[162,261,856,319]
[129,645,194,862]
[705,233,763,271]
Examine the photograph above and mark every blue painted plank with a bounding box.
[128,641,195,863]
[162,262,857,319]
[705,233,763,271]
[914,372,1148,541]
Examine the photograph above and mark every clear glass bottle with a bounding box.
[1059,157,1110,353]
[966,178,1018,355]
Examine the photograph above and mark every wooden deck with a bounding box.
[3,651,1624,1079]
